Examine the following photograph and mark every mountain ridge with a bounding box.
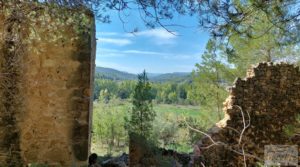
[95,66,191,82]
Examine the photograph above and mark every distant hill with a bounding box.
[147,73,162,78]
[149,72,191,82]
[95,67,137,80]
[95,67,191,82]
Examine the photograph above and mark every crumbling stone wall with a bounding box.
[199,63,300,166]
[0,1,95,166]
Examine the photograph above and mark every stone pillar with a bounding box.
[0,2,95,166]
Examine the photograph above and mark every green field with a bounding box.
[154,104,219,124]
[91,99,221,156]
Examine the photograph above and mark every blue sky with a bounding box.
[96,8,210,74]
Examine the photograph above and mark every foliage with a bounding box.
[92,99,217,155]
[41,0,300,42]
[93,68,192,103]
[150,72,191,83]
[190,7,300,119]
[186,117,207,145]
[126,71,156,138]
[92,99,128,155]
[94,79,135,100]
[283,114,300,137]
[94,73,193,104]
[191,38,235,119]
[92,68,225,155]
[98,89,110,103]
[152,112,179,149]
[225,11,300,76]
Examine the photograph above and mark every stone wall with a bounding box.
[0,1,95,166]
[198,63,300,166]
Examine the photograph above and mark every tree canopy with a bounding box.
[39,0,300,40]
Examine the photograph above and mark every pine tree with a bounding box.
[127,70,156,138]
[192,39,235,119]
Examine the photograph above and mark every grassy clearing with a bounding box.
[154,104,219,126]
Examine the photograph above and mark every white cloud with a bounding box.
[123,50,166,56]
[96,32,119,37]
[96,29,178,46]
[134,28,178,40]
[96,29,177,40]
[99,38,132,46]
[96,48,125,57]
[97,52,126,58]
[126,28,178,45]
[97,48,167,57]
[97,47,201,60]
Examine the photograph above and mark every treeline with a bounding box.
[94,78,208,105]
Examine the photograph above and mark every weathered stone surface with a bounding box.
[129,133,159,167]
[197,62,300,166]
[0,1,95,166]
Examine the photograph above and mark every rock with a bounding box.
[160,148,191,166]
[101,153,128,167]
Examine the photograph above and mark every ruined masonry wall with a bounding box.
[200,63,300,166]
[0,2,95,166]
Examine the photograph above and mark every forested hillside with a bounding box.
[149,72,191,83]
[94,67,193,104]
[95,67,137,80]
[95,67,191,82]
